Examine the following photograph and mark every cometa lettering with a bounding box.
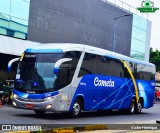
[94,77,114,87]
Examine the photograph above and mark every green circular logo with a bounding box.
[141,0,154,8]
[144,1,151,8]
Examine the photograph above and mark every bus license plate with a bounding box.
[26,104,34,108]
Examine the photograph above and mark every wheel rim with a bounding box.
[137,102,142,112]
[73,102,80,116]
[130,101,135,113]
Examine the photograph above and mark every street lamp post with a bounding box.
[112,14,132,52]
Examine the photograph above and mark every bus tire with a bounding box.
[135,100,142,114]
[34,110,46,115]
[128,98,136,114]
[71,99,82,118]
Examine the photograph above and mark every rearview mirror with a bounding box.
[54,58,72,74]
[8,58,20,72]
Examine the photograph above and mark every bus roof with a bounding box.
[25,43,155,67]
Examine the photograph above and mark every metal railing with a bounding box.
[104,0,149,20]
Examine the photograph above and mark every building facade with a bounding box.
[0,0,30,39]
[0,0,152,81]
[130,14,151,61]
[27,0,133,56]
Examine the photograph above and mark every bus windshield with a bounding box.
[14,53,63,93]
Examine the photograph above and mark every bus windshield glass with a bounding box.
[14,53,63,93]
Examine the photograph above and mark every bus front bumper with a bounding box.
[12,97,56,111]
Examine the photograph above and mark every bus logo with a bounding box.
[26,90,35,94]
[94,77,114,87]
[137,0,159,13]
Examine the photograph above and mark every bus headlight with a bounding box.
[13,94,18,99]
[44,96,56,101]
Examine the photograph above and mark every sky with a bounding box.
[108,0,160,50]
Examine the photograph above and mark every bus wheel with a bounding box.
[128,99,136,114]
[136,100,142,114]
[71,99,82,117]
[34,110,46,115]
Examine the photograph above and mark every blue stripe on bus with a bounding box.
[13,89,59,99]
[25,48,63,53]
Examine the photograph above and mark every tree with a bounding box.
[149,47,160,72]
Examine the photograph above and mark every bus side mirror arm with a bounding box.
[8,58,20,72]
[54,58,72,74]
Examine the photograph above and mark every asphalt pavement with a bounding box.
[0,103,160,132]
[1,103,160,124]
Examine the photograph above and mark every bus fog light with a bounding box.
[13,102,17,106]
[46,104,52,109]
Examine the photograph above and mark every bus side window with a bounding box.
[56,51,81,90]
[79,54,125,78]
[123,61,136,79]
[78,53,96,77]
[150,66,156,80]
[56,61,71,89]
[108,58,124,78]
[137,64,154,81]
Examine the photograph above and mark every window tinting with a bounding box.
[100,57,124,77]
[56,51,81,89]
[78,53,124,77]
[150,66,155,80]
[137,64,155,80]
[78,53,97,77]
[123,61,137,78]
[79,52,155,81]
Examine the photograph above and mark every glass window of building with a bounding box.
[131,50,145,61]
[132,26,146,41]
[130,14,148,61]
[132,15,147,30]
[0,0,30,39]
[131,38,145,53]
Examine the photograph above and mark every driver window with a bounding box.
[55,51,81,90]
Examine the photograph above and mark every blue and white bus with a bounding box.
[10,44,155,117]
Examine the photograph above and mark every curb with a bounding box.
[7,124,107,133]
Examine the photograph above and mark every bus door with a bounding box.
[54,58,73,111]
